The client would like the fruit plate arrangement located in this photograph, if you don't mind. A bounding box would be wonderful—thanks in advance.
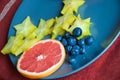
[3,0,120,79]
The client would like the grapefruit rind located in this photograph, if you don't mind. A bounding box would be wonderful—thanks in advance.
[17,39,66,79]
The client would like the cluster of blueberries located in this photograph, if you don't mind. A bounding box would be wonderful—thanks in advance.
[56,27,94,69]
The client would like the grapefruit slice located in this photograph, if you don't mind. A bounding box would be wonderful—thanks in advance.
[17,39,66,79]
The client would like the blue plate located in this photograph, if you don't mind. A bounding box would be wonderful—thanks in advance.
[9,0,120,79]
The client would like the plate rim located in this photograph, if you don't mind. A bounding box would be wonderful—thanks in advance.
[8,0,120,79]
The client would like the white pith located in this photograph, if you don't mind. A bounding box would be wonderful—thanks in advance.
[37,55,46,61]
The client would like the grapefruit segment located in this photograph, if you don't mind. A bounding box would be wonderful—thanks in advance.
[17,39,66,79]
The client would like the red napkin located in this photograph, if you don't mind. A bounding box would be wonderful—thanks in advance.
[0,0,120,80]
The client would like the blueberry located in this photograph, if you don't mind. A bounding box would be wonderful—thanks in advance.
[85,36,94,45]
[56,35,62,41]
[72,27,82,37]
[66,45,72,52]
[67,37,76,46]
[71,45,80,55]
[68,56,77,64]
[79,48,86,54]
[68,56,80,69]
[64,32,71,38]
[78,38,85,48]
[73,45,80,50]
[61,38,67,46]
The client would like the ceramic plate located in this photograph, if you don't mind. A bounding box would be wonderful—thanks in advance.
[9,0,120,79]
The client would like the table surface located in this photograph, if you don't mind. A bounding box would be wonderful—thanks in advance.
[0,0,120,80]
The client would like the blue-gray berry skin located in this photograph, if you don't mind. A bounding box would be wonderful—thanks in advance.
[68,56,77,65]
[56,35,62,41]
[64,32,71,38]
[71,45,80,55]
[72,27,82,37]
[68,56,81,69]
[73,45,80,50]
[79,48,86,54]
[67,37,77,46]
[61,38,68,46]
[85,36,94,45]
[78,38,85,48]
[66,45,72,52]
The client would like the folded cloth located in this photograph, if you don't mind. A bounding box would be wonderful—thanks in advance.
[0,0,120,80]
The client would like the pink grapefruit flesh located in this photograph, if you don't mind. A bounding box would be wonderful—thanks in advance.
[17,39,66,79]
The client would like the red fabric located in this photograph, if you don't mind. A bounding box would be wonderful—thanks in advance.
[0,0,120,80]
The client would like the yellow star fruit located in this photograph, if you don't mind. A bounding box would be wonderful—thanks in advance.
[61,0,85,14]
[68,15,91,40]
[52,12,75,39]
